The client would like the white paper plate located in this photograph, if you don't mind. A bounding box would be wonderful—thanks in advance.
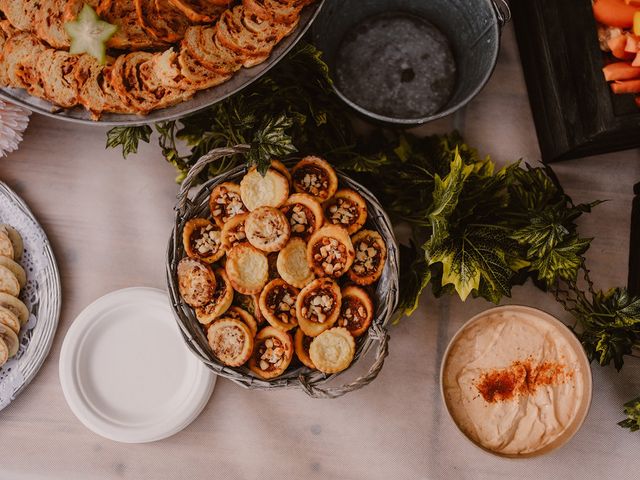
[59,287,215,443]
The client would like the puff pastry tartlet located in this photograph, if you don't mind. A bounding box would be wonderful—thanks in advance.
[233,292,265,325]
[0,306,20,335]
[177,257,217,307]
[296,278,342,337]
[281,193,324,238]
[277,237,315,288]
[349,230,387,286]
[337,286,373,337]
[249,326,293,379]
[1,225,23,261]
[183,218,225,263]
[0,322,19,357]
[208,182,248,228]
[225,243,269,294]
[240,166,289,211]
[294,328,315,369]
[307,225,355,278]
[270,159,292,187]
[259,279,299,331]
[0,228,14,259]
[221,212,248,250]
[323,189,367,235]
[207,318,254,367]
[195,268,234,324]
[309,327,356,374]
[224,305,258,338]
[0,265,20,296]
[245,206,291,252]
[291,156,338,201]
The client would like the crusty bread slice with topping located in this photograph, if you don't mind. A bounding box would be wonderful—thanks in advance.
[0,0,41,32]
[182,25,242,75]
[97,0,168,51]
[134,0,191,44]
[177,44,233,90]
[109,51,194,113]
[63,0,101,22]
[167,0,230,23]
[0,33,47,94]
[35,0,70,48]
[36,49,80,107]
[75,54,135,119]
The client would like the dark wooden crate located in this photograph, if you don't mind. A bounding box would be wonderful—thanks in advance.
[512,0,640,162]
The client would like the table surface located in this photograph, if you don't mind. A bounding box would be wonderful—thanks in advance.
[0,24,639,480]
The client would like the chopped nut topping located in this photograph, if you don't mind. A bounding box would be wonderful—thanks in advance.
[283,203,315,237]
[303,289,335,323]
[293,166,329,197]
[339,298,367,330]
[212,187,247,223]
[353,238,380,275]
[267,285,297,324]
[326,198,358,227]
[258,337,285,371]
[313,237,348,276]
[191,224,222,257]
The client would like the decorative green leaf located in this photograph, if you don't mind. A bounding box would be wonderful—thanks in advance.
[248,114,298,175]
[530,237,591,286]
[106,126,152,159]
[394,242,431,321]
[618,397,640,432]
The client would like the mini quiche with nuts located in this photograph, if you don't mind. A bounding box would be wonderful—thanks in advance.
[175,156,388,379]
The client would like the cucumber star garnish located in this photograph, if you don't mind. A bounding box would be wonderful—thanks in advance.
[64,4,118,65]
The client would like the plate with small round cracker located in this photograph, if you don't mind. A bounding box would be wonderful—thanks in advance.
[0,181,61,412]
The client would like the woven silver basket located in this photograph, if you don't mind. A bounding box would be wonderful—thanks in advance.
[166,146,399,398]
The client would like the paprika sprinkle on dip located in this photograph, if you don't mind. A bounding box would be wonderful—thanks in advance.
[441,306,590,456]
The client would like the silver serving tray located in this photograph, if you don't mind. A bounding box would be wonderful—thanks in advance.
[0,182,61,412]
[0,2,324,126]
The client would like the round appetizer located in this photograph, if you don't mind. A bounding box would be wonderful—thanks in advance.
[245,206,291,252]
[276,237,315,288]
[442,306,590,456]
[307,225,355,278]
[195,268,233,324]
[182,217,225,263]
[225,242,269,294]
[208,182,248,228]
[224,305,258,338]
[0,338,7,367]
[259,279,298,331]
[207,318,254,367]
[1,225,23,261]
[0,257,27,288]
[221,212,248,250]
[291,156,339,201]
[0,228,14,259]
[0,264,20,296]
[281,193,324,238]
[233,292,264,325]
[294,328,315,369]
[249,326,294,379]
[0,306,20,335]
[177,257,217,307]
[240,166,289,211]
[270,159,292,187]
[337,286,373,337]
[349,230,387,286]
[296,277,342,337]
[323,189,367,234]
[309,327,355,374]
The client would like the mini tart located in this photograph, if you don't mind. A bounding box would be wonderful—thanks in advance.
[195,268,234,324]
[294,328,315,369]
[349,230,387,286]
[208,182,248,228]
[177,257,217,308]
[183,218,225,263]
[239,166,289,211]
[0,322,18,357]
[2,225,23,261]
[277,237,315,288]
[309,327,356,374]
[296,278,342,337]
[323,189,368,235]
[233,292,265,325]
[225,243,269,294]
[224,306,258,337]
[245,206,291,252]
[0,257,26,288]
[270,159,292,187]
[249,326,294,379]
[207,318,254,367]
[0,264,20,296]
[281,193,324,239]
[259,279,299,331]
[307,225,355,278]
[221,212,248,250]
[291,156,338,201]
[337,286,374,337]
[0,338,7,367]
[0,293,28,326]
[0,306,20,335]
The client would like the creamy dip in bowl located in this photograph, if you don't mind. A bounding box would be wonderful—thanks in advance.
[440,305,592,457]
